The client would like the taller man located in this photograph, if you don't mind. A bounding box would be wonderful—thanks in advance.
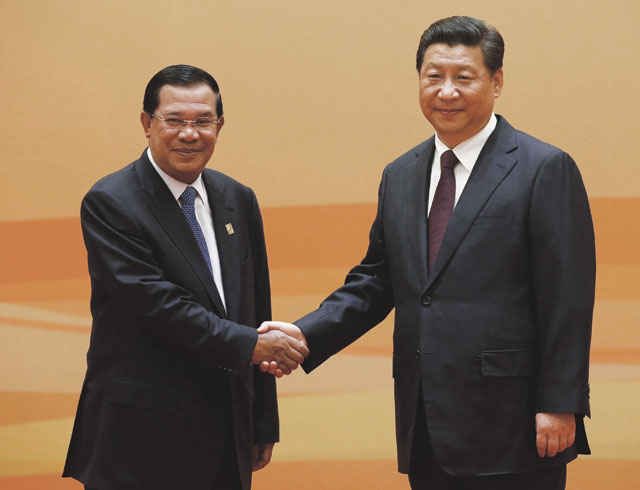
[262,16,595,490]
[63,65,308,490]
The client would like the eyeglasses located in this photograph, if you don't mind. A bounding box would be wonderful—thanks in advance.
[150,113,220,132]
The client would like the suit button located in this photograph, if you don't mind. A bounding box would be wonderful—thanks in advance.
[422,295,432,306]
[415,350,420,359]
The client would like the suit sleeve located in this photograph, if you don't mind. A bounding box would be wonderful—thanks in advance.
[248,190,279,443]
[528,150,595,416]
[81,187,259,374]
[298,167,396,372]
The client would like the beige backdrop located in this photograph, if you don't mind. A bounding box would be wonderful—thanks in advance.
[1,1,638,489]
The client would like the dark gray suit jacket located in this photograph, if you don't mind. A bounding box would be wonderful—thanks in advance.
[63,150,277,490]
[298,116,595,476]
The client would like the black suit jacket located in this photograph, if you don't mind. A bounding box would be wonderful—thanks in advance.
[297,116,595,476]
[63,150,277,490]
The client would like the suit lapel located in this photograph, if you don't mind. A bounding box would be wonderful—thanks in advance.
[203,172,242,322]
[424,117,518,290]
[135,153,228,318]
[404,139,435,292]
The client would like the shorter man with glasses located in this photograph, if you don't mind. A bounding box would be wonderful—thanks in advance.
[63,65,308,490]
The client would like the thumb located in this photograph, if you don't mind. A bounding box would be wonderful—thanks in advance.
[257,321,272,333]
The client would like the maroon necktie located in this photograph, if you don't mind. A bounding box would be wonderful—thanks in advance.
[428,149,458,271]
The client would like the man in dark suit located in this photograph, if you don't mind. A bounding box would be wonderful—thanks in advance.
[260,16,595,489]
[63,65,308,490]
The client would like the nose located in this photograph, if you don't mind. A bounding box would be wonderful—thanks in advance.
[178,124,200,141]
[438,78,459,100]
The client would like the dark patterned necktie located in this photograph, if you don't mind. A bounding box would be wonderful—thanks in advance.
[428,149,458,271]
[179,186,213,275]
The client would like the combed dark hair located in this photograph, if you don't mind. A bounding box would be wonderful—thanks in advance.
[416,16,504,74]
[143,64,223,117]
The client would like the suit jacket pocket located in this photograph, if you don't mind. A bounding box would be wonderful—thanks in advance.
[106,377,177,413]
[470,215,511,229]
[480,349,535,377]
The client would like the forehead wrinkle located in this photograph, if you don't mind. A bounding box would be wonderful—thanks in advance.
[423,44,484,68]
[423,60,478,72]
[159,105,215,117]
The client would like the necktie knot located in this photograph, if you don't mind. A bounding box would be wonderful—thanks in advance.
[440,149,458,170]
[180,186,198,206]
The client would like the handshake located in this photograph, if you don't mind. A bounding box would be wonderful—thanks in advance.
[250,321,309,378]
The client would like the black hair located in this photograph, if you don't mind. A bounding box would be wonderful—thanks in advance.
[416,16,504,74]
[143,64,223,117]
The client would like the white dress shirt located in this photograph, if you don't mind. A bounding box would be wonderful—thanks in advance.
[427,114,498,214]
[147,148,226,311]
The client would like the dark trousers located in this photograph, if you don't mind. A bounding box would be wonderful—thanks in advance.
[84,442,242,490]
[408,396,566,490]
[210,437,243,490]
[84,456,242,490]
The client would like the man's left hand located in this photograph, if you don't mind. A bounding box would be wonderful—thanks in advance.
[535,412,575,458]
[252,442,275,471]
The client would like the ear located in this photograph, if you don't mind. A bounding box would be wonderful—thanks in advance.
[492,68,504,99]
[215,115,225,138]
[140,112,152,138]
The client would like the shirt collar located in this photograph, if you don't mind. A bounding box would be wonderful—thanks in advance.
[147,148,209,206]
[434,113,497,173]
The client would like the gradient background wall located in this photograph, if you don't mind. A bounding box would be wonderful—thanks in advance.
[1,0,638,488]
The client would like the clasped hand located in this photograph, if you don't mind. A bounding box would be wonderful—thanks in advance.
[250,321,309,377]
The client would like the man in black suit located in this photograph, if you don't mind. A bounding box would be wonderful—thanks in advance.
[260,16,595,489]
[63,65,308,490]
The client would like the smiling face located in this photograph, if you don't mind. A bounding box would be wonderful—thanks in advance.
[418,43,503,148]
[140,83,224,184]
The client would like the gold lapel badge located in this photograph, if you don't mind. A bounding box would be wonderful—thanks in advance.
[225,223,235,235]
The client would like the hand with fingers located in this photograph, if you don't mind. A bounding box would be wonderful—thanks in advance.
[535,412,576,458]
[250,323,309,376]
[256,321,308,378]
[252,442,275,471]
